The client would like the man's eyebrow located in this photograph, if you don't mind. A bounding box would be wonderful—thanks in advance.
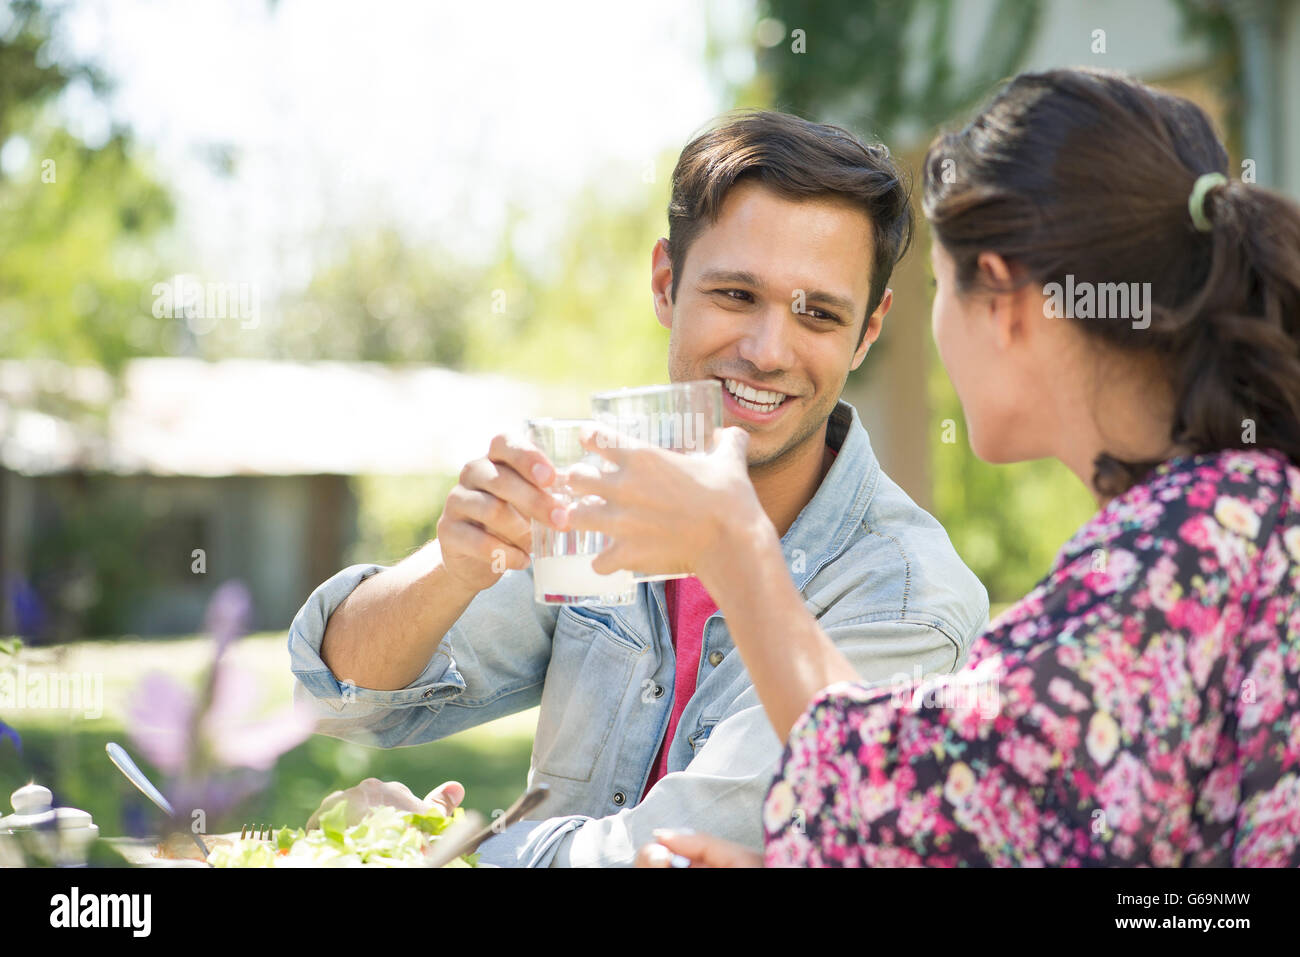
[697,268,763,287]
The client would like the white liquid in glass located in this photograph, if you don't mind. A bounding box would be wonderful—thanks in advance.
[533,553,635,599]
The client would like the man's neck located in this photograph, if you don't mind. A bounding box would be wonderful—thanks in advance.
[748,420,835,539]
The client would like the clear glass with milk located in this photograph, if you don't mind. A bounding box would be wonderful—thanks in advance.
[527,418,638,606]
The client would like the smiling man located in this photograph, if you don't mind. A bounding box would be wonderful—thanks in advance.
[287,110,989,867]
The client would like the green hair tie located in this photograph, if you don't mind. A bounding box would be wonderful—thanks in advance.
[1189,172,1227,232]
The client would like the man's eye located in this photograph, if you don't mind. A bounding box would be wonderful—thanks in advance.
[715,289,752,303]
[808,310,838,322]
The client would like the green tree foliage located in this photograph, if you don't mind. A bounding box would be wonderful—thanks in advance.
[753,0,1041,134]
[267,227,480,365]
[0,0,175,373]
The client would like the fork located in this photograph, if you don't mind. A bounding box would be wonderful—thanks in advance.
[239,823,274,842]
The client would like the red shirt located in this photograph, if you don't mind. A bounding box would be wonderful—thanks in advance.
[640,575,717,799]
[640,442,839,800]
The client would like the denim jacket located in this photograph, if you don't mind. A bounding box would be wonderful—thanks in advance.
[288,399,989,867]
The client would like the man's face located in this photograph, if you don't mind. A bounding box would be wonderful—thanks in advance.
[652,179,890,470]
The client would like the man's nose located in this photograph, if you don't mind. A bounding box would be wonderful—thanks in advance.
[737,304,797,372]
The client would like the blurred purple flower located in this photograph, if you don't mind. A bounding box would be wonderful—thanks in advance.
[205,660,317,771]
[0,719,19,755]
[127,665,315,775]
[126,671,195,775]
[124,580,315,824]
[206,579,254,654]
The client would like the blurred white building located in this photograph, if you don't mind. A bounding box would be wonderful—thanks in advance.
[0,359,587,637]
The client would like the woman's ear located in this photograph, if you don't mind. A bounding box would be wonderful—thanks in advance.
[976,251,1024,350]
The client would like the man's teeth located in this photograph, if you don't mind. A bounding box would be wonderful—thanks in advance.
[723,377,787,412]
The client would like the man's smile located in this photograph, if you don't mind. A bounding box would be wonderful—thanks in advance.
[715,375,799,424]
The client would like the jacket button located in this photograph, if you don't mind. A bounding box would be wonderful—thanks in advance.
[708,650,725,667]
[422,688,436,698]
[652,684,665,698]
[612,791,626,806]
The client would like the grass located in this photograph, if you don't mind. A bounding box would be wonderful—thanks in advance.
[0,632,539,838]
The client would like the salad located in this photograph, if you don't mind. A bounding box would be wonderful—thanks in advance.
[207,799,480,868]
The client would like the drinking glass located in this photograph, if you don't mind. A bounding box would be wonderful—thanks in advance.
[589,379,724,582]
[526,418,637,606]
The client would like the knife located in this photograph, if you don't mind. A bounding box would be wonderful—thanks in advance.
[106,741,210,859]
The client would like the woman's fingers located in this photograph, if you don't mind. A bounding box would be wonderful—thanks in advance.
[635,841,688,868]
[713,425,750,463]
[649,829,765,868]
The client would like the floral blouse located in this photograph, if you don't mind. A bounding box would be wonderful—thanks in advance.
[762,448,1300,866]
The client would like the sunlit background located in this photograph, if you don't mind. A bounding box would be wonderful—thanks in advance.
[2,0,1297,844]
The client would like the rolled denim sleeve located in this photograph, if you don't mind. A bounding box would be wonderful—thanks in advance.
[288,563,558,748]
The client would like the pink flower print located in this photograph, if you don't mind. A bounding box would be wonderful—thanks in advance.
[1179,515,1216,551]
[1186,482,1217,509]
[1240,646,1285,729]
[1197,766,1240,823]
[1097,752,1144,833]
[1187,720,1220,768]
[996,729,1056,786]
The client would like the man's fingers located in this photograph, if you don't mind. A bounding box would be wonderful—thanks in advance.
[448,487,533,546]
[441,522,531,572]
[488,433,557,489]
[423,781,465,816]
[460,458,565,528]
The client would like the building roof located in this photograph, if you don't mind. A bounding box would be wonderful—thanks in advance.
[0,358,591,476]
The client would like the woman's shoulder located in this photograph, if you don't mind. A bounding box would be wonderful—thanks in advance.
[1053,447,1298,570]
[979,447,1299,645]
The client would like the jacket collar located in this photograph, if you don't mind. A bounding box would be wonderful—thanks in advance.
[646,398,879,622]
[780,399,880,590]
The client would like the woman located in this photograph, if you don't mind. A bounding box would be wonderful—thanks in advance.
[565,67,1300,866]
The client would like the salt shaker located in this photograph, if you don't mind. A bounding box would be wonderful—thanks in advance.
[0,782,100,866]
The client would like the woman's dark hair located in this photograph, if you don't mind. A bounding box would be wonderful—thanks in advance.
[669,109,914,350]
[922,67,1300,497]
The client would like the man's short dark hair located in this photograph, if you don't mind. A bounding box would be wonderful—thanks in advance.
[667,109,914,349]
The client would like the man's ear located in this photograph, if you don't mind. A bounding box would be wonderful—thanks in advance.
[651,238,674,331]
[976,252,1021,349]
[849,287,893,372]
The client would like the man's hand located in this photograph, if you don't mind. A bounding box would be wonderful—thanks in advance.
[306,777,465,829]
[634,829,765,868]
[436,433,568,592]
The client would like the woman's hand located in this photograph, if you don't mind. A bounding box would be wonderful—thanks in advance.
[634,829,765,868]
[562,423,769,582]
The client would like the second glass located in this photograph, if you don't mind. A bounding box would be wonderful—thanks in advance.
[589,379,724,583]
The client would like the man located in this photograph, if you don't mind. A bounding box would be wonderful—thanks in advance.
[288,110,989,866]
